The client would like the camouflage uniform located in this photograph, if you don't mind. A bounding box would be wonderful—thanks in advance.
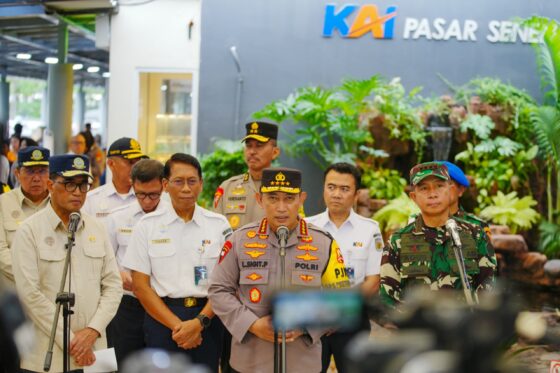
[454,208,496,258]
[380,215,496,309]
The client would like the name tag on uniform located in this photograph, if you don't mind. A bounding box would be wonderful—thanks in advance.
[151,238,171,244]
[96,212,110,218]
[119,228,133,234]
[194,266,208,286]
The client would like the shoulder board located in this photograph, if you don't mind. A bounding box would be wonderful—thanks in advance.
[237,220,261,232]
[354,213,380,226]
[243,173,250,182]
[200,207,229,220]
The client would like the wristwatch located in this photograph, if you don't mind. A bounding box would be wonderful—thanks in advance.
[196,314,211,330]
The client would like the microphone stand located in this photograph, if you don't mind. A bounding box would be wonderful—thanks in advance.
[44,222,78,372]
[449,237,477,307]
[274,227,288,373]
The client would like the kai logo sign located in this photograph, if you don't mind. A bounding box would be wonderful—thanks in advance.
[323,4,397,39]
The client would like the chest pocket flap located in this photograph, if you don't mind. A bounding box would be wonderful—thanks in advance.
[83,244,106,259]
[39,246,66,262]
[399,234,432,278]
[4,219,20,232]
[148,239,176,258]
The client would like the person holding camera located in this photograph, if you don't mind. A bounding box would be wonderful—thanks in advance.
[209,167,350,373]
[379,162,496,309]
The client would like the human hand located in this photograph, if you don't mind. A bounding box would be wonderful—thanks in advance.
[121,270,133,291]
[172,319,203,349]
[74,348,96,366]
[249,316,276,342]
[69,327,99,358]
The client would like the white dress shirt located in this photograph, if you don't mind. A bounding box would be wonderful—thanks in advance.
[83,182,136,225]
[123,204,232,298]
[306,209,384,285]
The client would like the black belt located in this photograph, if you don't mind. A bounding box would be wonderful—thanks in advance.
[162,296,207,308]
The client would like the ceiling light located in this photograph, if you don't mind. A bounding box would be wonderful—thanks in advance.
[73,64,83,70]
[102,72,110,78]
[87,66,100,73]
[16,53,31,60]
[45,57,58,64]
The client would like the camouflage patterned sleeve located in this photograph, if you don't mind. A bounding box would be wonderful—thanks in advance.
[379,238,402,309]
[473,225,496,292]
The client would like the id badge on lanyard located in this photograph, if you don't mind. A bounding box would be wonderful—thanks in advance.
[194,240,209,286]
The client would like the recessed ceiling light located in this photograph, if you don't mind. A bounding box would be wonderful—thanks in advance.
[45,57,58,64]
[87,66,100,73]
[16,53,31,60]
[73,64,83,70]
[102,72,110,78]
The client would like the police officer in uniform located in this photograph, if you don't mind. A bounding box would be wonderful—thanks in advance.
[83,137,148,224]
[105,159,169,364]
[0,146,50,286]
[306,163,383,373]
[209,168,350,373]
[213,121,280,230]
[123,153,231,372]
[11,154,123,372]
[380,162,496,309]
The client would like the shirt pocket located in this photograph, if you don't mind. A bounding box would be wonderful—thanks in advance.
[83,244,106,280]
[399,238,432,279]
[38,246,66,280]
[3,219,20,244]
[116,229,132,248]
[147,241,176,279]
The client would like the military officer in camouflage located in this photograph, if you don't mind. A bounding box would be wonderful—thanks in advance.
[380,162,496,309]
[213,121,280,230]
[209,168,350,373]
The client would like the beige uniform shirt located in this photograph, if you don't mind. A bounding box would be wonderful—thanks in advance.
[0,187,49,283]
[11,204,123,372]
[209,218,350,373]
[213,173,264,230]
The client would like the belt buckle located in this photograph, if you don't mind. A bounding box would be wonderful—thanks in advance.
[184,297,197,307]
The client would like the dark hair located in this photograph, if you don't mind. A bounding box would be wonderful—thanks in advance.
[20,137,38,148]
[131,159,164,183]
[79,131,94,152]
[324,162,362,190]
[163,153,202,179]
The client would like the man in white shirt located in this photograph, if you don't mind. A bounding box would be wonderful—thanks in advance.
[306,162,384,373]
[105,159,168,365]
[83,137,148,223]
[123,153,231,372]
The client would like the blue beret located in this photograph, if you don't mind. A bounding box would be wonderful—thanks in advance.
[18,146,50,167]
[49,154,93,179]
[439,161,470,187]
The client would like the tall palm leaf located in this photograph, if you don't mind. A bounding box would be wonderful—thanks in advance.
[522,16,560,106]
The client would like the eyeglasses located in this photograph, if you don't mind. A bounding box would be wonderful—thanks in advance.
[167,178,200,188]
[55,181,92,193]
[135,192,162,200]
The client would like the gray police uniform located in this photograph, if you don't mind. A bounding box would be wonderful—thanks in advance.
[213,173,263,230]
[208,218,350,373]
[0,187,49,284]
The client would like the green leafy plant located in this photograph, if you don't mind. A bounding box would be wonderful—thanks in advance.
[373,193,420,234]
[521,16,560,257]
[479,191,540,233]
[253,76,380,168]
[199,139,246,208]
[362,168,407,200]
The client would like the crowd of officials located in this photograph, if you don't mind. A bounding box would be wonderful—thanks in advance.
[0,120,497,373]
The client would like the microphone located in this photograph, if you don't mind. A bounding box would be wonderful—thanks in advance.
[276,226,289,248]
[67,212,81,240]
[445,219,462,248]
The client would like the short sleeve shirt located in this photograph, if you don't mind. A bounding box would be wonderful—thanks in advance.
[123,204,232,298]
[83,182,136,225]
[306,209,384,285]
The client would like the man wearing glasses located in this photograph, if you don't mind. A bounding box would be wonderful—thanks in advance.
[105,159,168,364]
[83,137,148,223]
[124,153,231,372]
[12,154,122,372]
[0,146,50,286]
